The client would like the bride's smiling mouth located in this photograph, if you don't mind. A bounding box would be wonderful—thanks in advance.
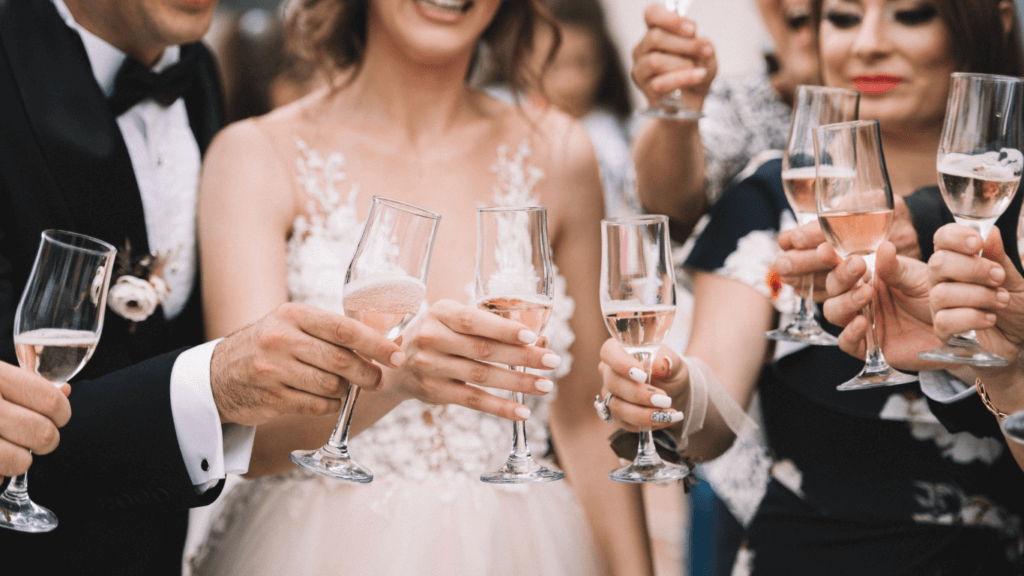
[414,0,473,15]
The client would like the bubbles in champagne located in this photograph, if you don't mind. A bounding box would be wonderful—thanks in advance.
[14,328,99,383]
[939,151,1023,225]
[344,276,426,337]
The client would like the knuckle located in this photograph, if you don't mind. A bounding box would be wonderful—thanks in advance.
[37,387,62,416]
[333,320,360,346]
[462,392,485,412]
[417,327,440,348]
[308,397,333,417]
[257,327,287,351]
[454,308,476,333]
[251,358,277,378]
[471,337,495,359]
[467,364,490,384]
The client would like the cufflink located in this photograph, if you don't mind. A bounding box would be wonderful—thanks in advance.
[201,458,210,472]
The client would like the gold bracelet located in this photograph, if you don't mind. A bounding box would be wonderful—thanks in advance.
[976,377,1009,421]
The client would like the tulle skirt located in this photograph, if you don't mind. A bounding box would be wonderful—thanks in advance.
[189,472,608,576]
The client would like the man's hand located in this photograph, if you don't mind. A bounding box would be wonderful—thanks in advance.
[823,241,943,371]
[632,4,717,112]
[210,303,406,426]
[0,362,71,478]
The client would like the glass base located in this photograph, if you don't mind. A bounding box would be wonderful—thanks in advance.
[609,459,690,484]
[836,364,918,391]
[290,446,373,483]
[481,456,564,484]
[1002,412,1024,444]
[765,322,839,346]
[0,491,57,533]
[637,104,702,121]
[917,336,1009,367]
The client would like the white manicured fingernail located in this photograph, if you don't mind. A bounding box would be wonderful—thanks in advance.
[390,351,406,367]
[535,379,554,393]
[651,394,672,408]
[629,368,647,383]
[519,330,538,344]
[514,406,532,419]
[541,354,561,369]
[670,412,685,423]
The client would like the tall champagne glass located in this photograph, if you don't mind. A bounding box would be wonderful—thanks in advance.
[766,85,860,345]
[918,73,1024,366]
[290,197,440,483]
[815,120,918,390]
[476,206,564,483]
[601,215,689,483]
[637,0,703,121]
[0,230,115,533]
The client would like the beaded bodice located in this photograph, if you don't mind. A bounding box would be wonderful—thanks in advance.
[284,138,575,481]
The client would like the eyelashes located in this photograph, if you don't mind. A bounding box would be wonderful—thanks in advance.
[824,11,860,29]
[823,4,939,29]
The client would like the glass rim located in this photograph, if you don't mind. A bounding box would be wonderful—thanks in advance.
[796,84,861,98]
[477,205,547,213]
[950,72,1024,84]
[370,196,441,220]
[601,215,669,226]
[816,118,879,133]
[41,229,116,256]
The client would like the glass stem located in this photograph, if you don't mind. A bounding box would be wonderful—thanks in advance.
[861,255,889,370]
[326,384,360,456]
[795,275,816,325]
[631,351,663,466]
[508,366,533,463]
[1,471,30,504]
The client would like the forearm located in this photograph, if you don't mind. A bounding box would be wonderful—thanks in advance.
[549,405,653,576]
[633,120,707,241]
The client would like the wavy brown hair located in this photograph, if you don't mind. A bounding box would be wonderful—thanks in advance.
[283,0,561,94]
[809,0,1024,77]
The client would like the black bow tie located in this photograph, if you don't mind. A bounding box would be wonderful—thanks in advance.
[107,47,199,117]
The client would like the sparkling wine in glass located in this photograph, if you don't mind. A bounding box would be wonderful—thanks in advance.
[815,120,917,390]
[767,85,860,346]
[637,0,703,121]
[290,197,440,483]
[918,73,1024,366]
[601,215,689,483]
[1,230,115,533]
[476,206,564,483]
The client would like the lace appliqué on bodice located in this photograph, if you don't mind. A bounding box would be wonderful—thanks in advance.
[285,137,573,483]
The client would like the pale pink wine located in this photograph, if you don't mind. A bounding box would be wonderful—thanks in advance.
[939,167,1020,222]
[603,305,676,355]
[477,296,553,334]
[14,328,99,383]
[818,210,893,257]
[344,276,426,339]
[781,167,817,223]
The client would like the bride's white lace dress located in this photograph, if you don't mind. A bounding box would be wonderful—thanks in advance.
[189,138,606,576]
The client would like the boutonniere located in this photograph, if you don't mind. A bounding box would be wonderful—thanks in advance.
[107,239,176,329]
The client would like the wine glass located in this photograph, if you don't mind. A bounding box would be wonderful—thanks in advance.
[637,0,703,121]
[0,230,115,533]
[290,197,440,483]
[600,215,689,483]
[766,85,860,346]
[918,73,1024,366]
[814,120,918,391]
[476,206,564,483]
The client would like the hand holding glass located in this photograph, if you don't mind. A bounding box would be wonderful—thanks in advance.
[637,0,703,121]
[815,120,917,390]
[0,230,115,533]
[290,197,440,483]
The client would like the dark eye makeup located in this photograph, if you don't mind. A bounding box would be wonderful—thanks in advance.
[824,11,861,29]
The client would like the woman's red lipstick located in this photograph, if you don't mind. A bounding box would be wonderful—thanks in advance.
[853,75,902,95]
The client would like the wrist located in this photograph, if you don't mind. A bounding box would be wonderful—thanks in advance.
[976,372,1024,419]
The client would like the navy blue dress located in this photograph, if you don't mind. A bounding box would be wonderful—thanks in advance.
[685,159,1024,575]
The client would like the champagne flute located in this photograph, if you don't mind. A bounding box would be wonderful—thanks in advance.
[476,206,564,483]
[0,230,115,533]
[637,0,703,121]
[601,215,689,483]
[766,85,860,346]
[290,197,440,483]
[918,73,1024,366]
[815,120,917,390]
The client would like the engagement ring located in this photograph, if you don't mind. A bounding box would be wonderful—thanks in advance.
[594,393,613,424]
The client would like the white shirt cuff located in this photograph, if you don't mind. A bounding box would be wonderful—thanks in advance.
[919,370,977,404]
[170,338,256,494]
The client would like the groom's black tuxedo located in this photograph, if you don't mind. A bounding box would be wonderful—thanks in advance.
[0,0,225,573]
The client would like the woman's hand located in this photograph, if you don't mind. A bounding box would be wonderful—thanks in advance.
[598,338,686,433]
[631,4,717,112]
[387,299,561,421]
[774,220,842,301]
[928,224,1022,370]
[822,241,942,371]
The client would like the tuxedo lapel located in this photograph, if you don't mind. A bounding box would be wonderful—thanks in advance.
[0,0,150,255]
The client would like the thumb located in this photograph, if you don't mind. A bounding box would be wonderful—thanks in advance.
[875,241,919,292]
[982,227,1024,293]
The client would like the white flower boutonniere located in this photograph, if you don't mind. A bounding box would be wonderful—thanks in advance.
[108,239,176,330]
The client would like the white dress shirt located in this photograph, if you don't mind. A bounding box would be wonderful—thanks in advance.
[53,0,255,492]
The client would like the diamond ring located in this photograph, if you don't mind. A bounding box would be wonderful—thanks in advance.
[594,393,613,424]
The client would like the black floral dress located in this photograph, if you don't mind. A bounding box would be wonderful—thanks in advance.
[685,158,1024,575]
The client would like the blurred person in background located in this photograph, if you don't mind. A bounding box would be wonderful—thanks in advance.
[603,0,1024,574]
